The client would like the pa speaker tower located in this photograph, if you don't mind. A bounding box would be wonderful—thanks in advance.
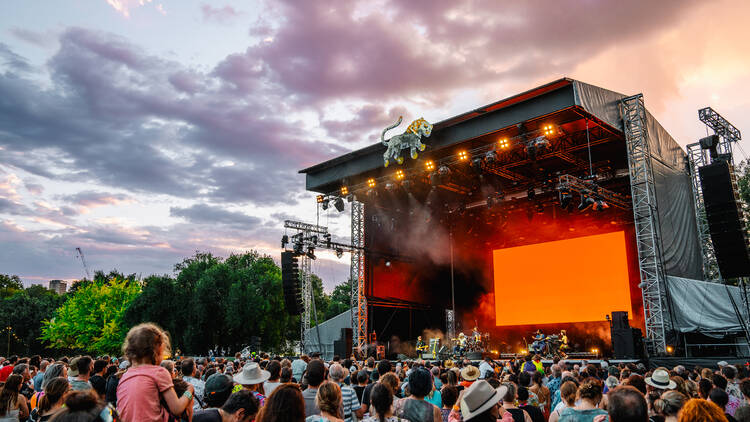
[281,251,303,315]
[699,161,750,278]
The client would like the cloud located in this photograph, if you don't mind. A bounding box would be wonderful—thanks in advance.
[201,4,243,23]
[104,0,163,18]
[0,43,32,73]
[9,28,56,48]
[170,203,261,228]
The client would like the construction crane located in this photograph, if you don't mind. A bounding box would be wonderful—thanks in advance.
[75,247,91,279]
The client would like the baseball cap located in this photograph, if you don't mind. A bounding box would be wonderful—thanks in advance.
[205,373,234,395]
[68,357,80,377]
[718,361,729,368]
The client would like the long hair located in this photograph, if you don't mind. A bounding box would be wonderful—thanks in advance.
[122,323,171,365]
[0,374,21,415]
[43,364,66,389]
[678,398,728,422]
[315,382,341,416]
[38,377,69,415]
[370,383,393,422]
[256,384,305,422]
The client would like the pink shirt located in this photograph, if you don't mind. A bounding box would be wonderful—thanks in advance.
[116,364,174,422]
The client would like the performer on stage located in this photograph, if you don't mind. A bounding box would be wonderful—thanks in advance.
[531,330,546,354]
[472,326,481,343]
[416,336,427,352]
[453,332,467,356]
[559,330,569,357]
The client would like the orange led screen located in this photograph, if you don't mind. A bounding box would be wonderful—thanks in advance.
[493,231,633,326]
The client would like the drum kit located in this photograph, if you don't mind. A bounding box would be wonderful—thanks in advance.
[528,331,568,358]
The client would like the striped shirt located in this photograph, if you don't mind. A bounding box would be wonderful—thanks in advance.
[339,383,360,422]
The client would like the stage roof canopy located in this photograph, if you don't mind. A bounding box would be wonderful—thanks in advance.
[300,78,686,195]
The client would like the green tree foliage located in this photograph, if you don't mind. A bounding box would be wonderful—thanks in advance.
[325,279,352,320]
[0,274,23,298]
[0,284,65,355]
[41,278,141,355]
[125,251,298,355]
[738,160,750,206]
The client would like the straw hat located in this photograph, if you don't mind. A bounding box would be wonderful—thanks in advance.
[460,380,508,421]
[444,359,454,369]
[645,369,676,390]
[233,362,270,385]
[461,365,480,381]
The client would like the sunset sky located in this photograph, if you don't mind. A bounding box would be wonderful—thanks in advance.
[1,0,749,290]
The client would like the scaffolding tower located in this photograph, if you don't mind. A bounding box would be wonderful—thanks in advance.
[350,201,367,354]
[619,94,669,354]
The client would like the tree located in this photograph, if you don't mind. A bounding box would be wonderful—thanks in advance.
[41,278,141,355]
[0,285,65,355]
[0,274,23,298]
[325,279,353,320]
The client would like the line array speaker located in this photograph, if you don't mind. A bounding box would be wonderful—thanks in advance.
[281,251,303,315]
[699,161,750,278]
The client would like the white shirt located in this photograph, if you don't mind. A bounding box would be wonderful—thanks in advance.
[479,361,494,379]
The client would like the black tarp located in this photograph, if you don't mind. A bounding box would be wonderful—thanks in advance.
[572,80,702,280]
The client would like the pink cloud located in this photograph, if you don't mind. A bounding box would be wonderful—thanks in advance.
[201,4,242,23]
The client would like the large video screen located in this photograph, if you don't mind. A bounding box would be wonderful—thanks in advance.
[493,231,633,326]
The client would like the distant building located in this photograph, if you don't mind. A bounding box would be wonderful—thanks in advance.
[48,279,67,295]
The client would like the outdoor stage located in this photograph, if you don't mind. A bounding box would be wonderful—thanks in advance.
[297,78,750,361]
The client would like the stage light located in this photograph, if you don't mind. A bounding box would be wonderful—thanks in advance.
[316,195,324,203]
[340,186,349,196]
[666,345,674,354]
[458,150,468,161]
[334,197,345,212]
[542,124,558,136]
[367,178,376,188]
[335,248,344,258]
[592,199,609,212]
[484,151,498,163]
[385,182,397,191]
[306,246,316,260]
[395,169,405,180]
[401,179,412,192]
[471,157,483,174]
[520,349,527,355]
[499,138,510,149]
[527,186,536,200]
[347,194,354,202]
[425,160,435,171]
[322,198,330,210]
[281,235,289,248]
[578,194,595,211]
[559,190,573,209]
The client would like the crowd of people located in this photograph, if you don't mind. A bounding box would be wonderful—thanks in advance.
[0,323,748,422]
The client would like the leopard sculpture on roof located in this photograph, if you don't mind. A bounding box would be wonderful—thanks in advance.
[381,116,433,167]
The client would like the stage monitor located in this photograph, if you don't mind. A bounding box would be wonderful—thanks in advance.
[492,231,633,326]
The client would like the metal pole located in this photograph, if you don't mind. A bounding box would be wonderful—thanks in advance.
[450,227,456,336]
[6,327,9,356]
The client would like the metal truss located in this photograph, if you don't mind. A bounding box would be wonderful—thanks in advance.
[350,201,367,354]
[619,94,669,354]
[699,107,741,155]
[300,254,312,348]
[686,144,721,280]
[557,174,632,210]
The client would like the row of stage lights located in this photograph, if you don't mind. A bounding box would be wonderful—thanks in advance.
[317,123,562,211]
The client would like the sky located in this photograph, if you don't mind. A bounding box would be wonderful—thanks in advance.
[1,0,749,291]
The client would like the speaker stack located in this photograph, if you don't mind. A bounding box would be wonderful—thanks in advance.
[699,160,750,278]
[610,311,642,359]
[281,251,303,315]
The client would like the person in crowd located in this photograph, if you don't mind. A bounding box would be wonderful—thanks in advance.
[360,360,392,416]
[203,373,235,410]
[734,379,750,422]
[306,381,344,422]
[0,356,17,383]
[549,365,563,397]
[182,358,206,411]
[699,379,714,400]
[234,362,271,407]
[45,390,116,422]
[12,363,34,399]
[105,361,127,407]
[653,390,687,422]
[678,399,728,422]
[29,377,69,422]
[517,386,544,422]
[0,374,29,421]
[293,355,309,384]
[265,360,283,398]
[551,380,579,422]
[303,360,327,417]
[393,367,441,422]
[89,359,109,399]
[161,360,178,379]
[456,380,508,422]
[530,370,550,415]
[256,383,306,422]
[606,385,649,422]
[363,382,408,422]
[193,389,259,422]
[116,323,194,421]
[432,367,443,391]
[32,360,47,393]
[281,368,293,384]
[329,363,361,422]
[478,358,493,380]
[714,374,742,416]
[723,366,743,403]
[460,366,480,390]
[70,356,94,391]
[440,385,458,422]
[501,382,532,422]
[558,378,607,422]
[625,375,648,396]
[709,388,738,422]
